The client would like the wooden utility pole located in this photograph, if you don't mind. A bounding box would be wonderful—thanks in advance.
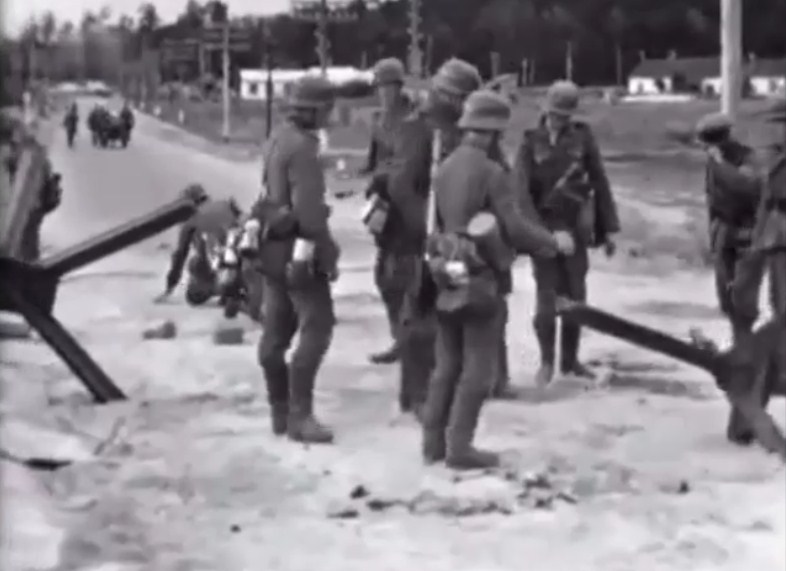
[721,0,743,118]
[408,0,423,78]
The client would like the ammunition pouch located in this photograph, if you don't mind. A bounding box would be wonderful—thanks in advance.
[250,198,298,242]
[361,193,390,237]
[542,182,596,245]
[427,232,499,319]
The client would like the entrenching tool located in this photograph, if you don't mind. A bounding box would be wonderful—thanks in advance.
[0,197,199,403]
[556,298,786,460]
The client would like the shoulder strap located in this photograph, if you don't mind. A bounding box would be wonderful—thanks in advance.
[426,129,442,235]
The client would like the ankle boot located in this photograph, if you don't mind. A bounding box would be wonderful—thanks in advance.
[533,317,556,387]
[445,388,499,470]
[287,365,334,444]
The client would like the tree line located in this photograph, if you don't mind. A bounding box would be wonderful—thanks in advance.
[7,0,786,89]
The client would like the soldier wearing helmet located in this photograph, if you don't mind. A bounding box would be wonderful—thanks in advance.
[364,57,415,364]
[420,90,572,470]
[514,80,621,387]
[732,98,786,447]
[253,75,340,444]
[376,57,483,419]
[694,111,766,354]
[155,184,243,306]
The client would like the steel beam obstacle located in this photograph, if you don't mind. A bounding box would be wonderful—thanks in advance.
[0,197,198,403]
[557,298,786,460]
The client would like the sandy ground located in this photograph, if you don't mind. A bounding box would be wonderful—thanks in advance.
[1,100,784,571]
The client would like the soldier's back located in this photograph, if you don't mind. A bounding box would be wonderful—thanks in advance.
[262,122,318,206]
[435,144,501,232]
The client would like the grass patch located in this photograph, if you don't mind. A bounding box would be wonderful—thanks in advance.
[149,90,775,156]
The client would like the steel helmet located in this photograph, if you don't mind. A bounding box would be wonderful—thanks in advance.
[431,58,482,98]
[373,58,406,86]
[695,112,733,140]
[458,90,512,132]
[287,75,335,109]
[543,80,581,116]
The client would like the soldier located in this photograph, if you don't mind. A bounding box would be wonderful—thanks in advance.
[421,90,575,469]
[63,103,78,148]
[255,76,340,444]
[388,58,484,417]
[726,100,786,446]
[753,98,786,317]
[120,102,135,143]
[515,80,620,387]
[154,184,243,306]
[696,112,766,345]
[363,57,414,364]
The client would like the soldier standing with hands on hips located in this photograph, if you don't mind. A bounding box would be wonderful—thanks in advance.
[515,80,620,387]
[362,57,414,365]
[254,76,340,445]
[421,90,575,469]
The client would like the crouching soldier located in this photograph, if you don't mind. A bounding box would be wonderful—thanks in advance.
[515,80,620,386]
[384,58,483,417]
[362,57,414,364]
[421,90,575,469]
[697,112,766,345]
[154,184,243,305]
[254,76,340,444]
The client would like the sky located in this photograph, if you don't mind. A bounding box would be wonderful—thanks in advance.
[3,0,291,36]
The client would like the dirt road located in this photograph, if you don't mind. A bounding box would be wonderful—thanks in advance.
[2,102,784,571]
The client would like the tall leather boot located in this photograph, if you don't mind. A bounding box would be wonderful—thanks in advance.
[445,387,499,470]
[491,336,515,399]
[287,364,334,444]
[533,317,556,387]
[420,368,458,464]
[725,317,762,445]
[560,323,594,378]
[260,356,290,436]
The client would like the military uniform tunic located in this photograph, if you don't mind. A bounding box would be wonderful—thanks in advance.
[705,139,766,329]
[515,117,619,370]
[256,119,339,420]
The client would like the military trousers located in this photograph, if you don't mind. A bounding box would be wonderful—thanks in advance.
[374,249,418,341]
[714,245,766,329]
[726,250,784,444]
[421,300,505,439]
[397,288,436,413]
[492,299,510,396]
[185,255,217,306]
[531,245,589,368]
[257,276,335,414]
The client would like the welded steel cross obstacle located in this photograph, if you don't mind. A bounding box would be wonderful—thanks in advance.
[0,197,198,403]
[556,298,786,460]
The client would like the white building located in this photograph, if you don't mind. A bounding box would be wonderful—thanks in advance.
[239,66,374,101]
[629,55,785,98]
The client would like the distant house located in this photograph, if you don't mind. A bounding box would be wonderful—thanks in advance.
[747,58,784,97]
[628,56,785,98]
[239,66,373,101]
[627,57,720,95]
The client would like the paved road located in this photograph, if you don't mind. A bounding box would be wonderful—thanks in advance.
[3,102,783,571]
